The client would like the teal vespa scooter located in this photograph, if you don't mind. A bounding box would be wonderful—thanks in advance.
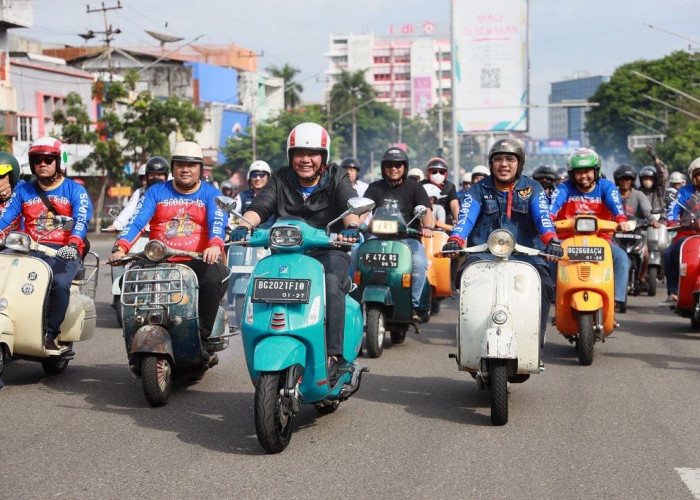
[216,195,375,454]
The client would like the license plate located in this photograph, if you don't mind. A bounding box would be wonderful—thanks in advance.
[567,246,605,262]
[362,252,398,268]
[229,265,254,273]
[252,278,310,303]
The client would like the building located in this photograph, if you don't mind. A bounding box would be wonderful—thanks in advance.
[548,74,609,143]
[325,23,451,117]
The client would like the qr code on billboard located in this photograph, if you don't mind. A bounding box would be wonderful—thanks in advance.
[481,67,501,89]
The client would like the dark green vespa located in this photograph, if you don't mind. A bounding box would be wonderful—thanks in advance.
[351,200,431,358]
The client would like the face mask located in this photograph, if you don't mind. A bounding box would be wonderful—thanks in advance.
[429,172,445,184]
[641,179,654,190]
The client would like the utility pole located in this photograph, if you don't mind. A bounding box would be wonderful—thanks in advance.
[86,1,123,81]
[437,43,444,152]
[238,51,263,161]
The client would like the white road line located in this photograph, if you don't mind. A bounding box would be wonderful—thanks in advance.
[676,468,700,498]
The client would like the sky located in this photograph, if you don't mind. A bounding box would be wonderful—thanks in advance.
[22,0,700,138]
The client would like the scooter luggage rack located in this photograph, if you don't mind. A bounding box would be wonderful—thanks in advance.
[121,264,184,308]
[72,250,100,300]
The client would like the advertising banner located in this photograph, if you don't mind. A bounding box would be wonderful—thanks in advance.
[452,0,529,132]
[218,110,250,164]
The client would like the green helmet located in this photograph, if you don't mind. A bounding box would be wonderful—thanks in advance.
[567,147,601,179]
[0,151,20,188]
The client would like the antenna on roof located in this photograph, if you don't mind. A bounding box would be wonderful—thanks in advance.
[145,22,184,47]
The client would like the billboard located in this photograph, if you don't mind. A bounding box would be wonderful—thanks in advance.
[410,38,435,117]
[452,0,528,132]
[526,139,581,156]
[218,110,251,164]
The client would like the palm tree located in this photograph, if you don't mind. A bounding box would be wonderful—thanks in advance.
[267,64,304,110]
[330,69,375,158]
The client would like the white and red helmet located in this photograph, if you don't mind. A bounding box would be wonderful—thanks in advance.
[28,136,67,173]
[286,122,330,166]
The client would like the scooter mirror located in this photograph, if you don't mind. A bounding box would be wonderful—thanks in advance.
[413,205,428,217]
[347,196,375,216]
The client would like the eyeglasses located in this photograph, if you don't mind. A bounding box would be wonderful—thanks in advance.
[31,156,56,166]
[383,163,404,170]
[250,172,268,179]
[492,154,518,165]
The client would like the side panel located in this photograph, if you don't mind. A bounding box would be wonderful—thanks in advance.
[678,236,700,310]
[423,231,452,297]
[343,296,363,361]
[458,260,540,373]
[0,314,14,354]
[59,289,96,342]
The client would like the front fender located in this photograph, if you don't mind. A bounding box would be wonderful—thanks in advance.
[570,290,604,312]
[484,326,516,359]
[0,314,14,354]
[253,336,306,372]
[362,285,393,306]
[129,325,174,360]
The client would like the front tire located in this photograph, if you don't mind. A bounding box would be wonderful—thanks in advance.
[390,330,406,344]
[365,307,385,358]
[142,355,172,407]
[577,312,595,366]
[647,267,658,297]
[489,360,508,426]
[255,372,294,453]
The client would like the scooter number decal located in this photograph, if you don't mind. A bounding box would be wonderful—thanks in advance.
[252,278,310,303]
[361,252,399,268]
[567,246,604,261]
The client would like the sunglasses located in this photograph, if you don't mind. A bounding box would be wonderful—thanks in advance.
[383,163,404,170]
[31,156,56,166]
[250,172,268,179]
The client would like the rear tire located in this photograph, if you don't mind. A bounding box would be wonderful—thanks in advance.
[577,312,595,366]
[115,297,123,328]
[41,356,69,375]
[365,307,385,358]
[142,355,172,407]
[0,346,5,376]
[430,299,441,315]
[390,330,406,345]
[647,267,658,297]
[489,360,508,426]
[255,372,294,453]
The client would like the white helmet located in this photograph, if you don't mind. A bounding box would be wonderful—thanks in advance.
[171,141,204,178]
[471,165,489,177]
[248,160,272,180]
[688,158,700,179]
[423,183,445,200]
[137,164,147,177]
[407,167,425,181]
[670,171,686,184]
[461,172,472,183]
[287,122,330,166]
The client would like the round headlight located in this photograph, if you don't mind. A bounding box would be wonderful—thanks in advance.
[144,240,166,261]
[492,309,508,325]
[487,230,515,258]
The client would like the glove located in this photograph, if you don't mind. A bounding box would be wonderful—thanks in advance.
[340,224,359,239]
[645,144,658,160]
[56,243,79,261]
[442,241,462,254]
[544,239,564,258]
[229,226,250,242]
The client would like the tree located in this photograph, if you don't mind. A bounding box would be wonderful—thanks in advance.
[268,64,304,110]
[586,51,700,169]
[52,92,99,145]
[330,69,375,159]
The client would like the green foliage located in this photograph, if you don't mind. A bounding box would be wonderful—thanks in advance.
[52,92,99,145]
[586,51,700,169]
[267,63,303,110]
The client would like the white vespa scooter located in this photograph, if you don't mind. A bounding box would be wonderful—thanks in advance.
[0,217,98,376]
[446,229,548,426]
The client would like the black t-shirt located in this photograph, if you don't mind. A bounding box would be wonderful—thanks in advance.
[364,178,431,233]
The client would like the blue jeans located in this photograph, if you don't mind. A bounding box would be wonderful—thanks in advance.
[35,253,82,339]
[402,238,428,310]
[663,237,687,296]
[611,243,630,303]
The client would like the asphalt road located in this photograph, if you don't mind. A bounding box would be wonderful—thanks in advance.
[1,236,699,499]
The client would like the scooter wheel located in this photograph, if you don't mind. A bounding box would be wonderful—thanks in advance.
[41,356,69,375]
[577,312,595,366]
[365,308,385,358]
[255,372,294,453]
[489,360,508,426]
[647,268,658,297]
[141,355,172,407]
[0,347,5,376]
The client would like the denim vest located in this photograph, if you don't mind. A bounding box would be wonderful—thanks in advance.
[467,175,546,254]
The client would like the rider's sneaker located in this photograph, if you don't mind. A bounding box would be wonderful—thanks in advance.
[44,337,60,352]
[658,295,678,306]
[328,356,340,387]
[199,344,211,362]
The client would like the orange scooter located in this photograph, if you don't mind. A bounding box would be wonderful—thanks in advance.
[555,215,617,366]
[423,222,453,314]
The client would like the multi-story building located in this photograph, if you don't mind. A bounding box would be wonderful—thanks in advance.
[548,74,609,143]
[325,24,451,117]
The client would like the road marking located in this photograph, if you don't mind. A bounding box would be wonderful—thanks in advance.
[676,468,700,498]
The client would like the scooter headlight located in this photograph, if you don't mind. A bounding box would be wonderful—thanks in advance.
[269,226,302,248]
[4,231,31,253]
[575,217,597,233]
[144,240,167,261]
[487,230,515,258]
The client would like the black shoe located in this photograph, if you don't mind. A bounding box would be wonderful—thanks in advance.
[199,344,211,362]
[615,301,626,314]
[328,356,340,387]
[44,337,60,352]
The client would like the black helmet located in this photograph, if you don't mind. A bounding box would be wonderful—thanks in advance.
[340,157,361,172]
[556,166,568,181]
[613,164,637,185]
[145,156,170,175]
[532,165,557,183]
[380,147,409,180]
[639,165,656,181]
[488,138,525,178]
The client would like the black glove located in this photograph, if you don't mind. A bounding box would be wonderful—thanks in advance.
[544,239,564,258]
[56,243,79,261]
[229,226,250,242]
[340,224,359,239]
[442,241,462,254]
[645,144,658,160]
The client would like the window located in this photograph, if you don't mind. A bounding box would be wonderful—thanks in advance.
[18,116,33,142]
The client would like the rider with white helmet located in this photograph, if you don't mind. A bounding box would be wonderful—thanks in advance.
[471,165,489,184]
